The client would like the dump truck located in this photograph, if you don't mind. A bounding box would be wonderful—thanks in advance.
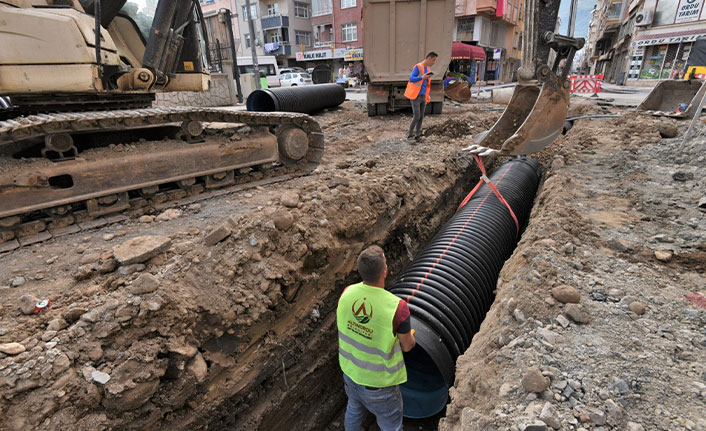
[362,0,455,117]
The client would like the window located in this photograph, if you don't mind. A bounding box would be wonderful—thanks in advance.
[341,23,357,42]
[312,0,333,15]
[269,32,282,43]
[294,1,310,17]
[266,3,279,16]
[457,16,474,37]
[295,30,312,46]
[242,4,258,20]
[244,32,261,48]
[239,64,277,76]
[341,0,355,8]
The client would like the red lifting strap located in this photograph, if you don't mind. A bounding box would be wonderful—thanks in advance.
[458,154,520,235]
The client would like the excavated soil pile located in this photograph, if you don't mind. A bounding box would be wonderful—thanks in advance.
[0,102,501,430]
[440,114,706,431]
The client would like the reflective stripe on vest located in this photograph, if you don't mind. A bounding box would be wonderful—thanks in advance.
[337,282,407,387]
[404,63,431,100]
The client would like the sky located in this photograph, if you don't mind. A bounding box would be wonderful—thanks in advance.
[557,0,597,41]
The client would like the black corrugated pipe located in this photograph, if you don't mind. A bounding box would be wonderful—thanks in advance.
[246,83,345,114]
[388,158,542,418]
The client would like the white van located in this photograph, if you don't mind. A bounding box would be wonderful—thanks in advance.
[236,56,280,88]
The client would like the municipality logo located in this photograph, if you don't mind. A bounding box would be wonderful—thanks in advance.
[352,298,374,324]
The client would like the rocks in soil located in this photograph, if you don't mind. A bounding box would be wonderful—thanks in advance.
[671,171,693,182]
[522,367,549,393]
[91,370,111,384]
[281,191,300,208]
[128,273,160,295]
[551,285,581,303]
[658,123,678,138]
[564,303,591,324]
[46,318,68,332]
[18,293,39,315]
[204,223,232,246]
[138,215,155,223]
[273,210,295,231]
[0,342,26,355]
[628,301,646,315]
[539,402,561,429]
[187,353,208,382]
[11,276,25,287]
[156,208,182,222]
[113,235,171,265]
[654,250,673,262]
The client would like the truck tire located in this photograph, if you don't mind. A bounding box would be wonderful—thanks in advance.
[432,102,443,115]
[367,104,377,117]
[376,103,388,116]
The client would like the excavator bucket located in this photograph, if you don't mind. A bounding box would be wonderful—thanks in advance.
[637,79,706,119]
[473,78,569,155]
[444,80,472,103]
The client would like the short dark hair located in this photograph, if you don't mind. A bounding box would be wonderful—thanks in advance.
[426,51,438,59]
[357,246,386,283]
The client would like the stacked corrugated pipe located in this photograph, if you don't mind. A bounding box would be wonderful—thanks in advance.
[388,158,542,418]
[246,83,345,114]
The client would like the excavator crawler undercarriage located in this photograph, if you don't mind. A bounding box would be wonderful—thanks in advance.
[0,108,324,249]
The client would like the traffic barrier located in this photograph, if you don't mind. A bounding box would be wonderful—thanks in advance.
[569,74,604,95]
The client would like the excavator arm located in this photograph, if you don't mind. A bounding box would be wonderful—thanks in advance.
[464,0,584,156]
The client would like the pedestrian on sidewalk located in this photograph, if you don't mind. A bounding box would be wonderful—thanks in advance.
[337,245,416,431]
[405,51,438,141]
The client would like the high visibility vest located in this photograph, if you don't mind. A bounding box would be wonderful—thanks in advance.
[337,282,407,387]
[404,62,431,102]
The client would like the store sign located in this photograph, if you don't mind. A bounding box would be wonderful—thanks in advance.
[633,32,706,46]
[296,48,346,61]
[493,49,502,60]
[344,48,364,61]
[675,0,704,23]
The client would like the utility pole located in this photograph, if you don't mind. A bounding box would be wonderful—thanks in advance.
[221,9,243,103]
[244,0,261,89]
[568,0,578,38]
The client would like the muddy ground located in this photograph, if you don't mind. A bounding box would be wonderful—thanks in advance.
[1,96,704,431]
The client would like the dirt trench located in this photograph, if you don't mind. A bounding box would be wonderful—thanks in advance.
[0,101,504,430]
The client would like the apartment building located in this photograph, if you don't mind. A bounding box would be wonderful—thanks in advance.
[584,0,706,85]
[307,0,364,76]
[453,0,523,83]
[201,0,315,67]
[199,0,243,67]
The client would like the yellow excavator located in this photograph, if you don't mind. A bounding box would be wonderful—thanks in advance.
[0,0,323,247]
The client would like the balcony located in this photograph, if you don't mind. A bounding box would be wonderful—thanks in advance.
[261,14,289,30]
[265,42,292,56]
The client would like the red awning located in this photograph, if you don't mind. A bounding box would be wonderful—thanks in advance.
[452,42,486,61]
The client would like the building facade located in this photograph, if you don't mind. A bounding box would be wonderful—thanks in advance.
[453,0,523,83]
[305,0,364,77]
[584,0,706,84]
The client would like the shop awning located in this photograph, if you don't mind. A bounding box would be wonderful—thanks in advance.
[452,42,486,61]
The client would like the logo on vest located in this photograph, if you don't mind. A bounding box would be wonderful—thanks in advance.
[351,297,373,324]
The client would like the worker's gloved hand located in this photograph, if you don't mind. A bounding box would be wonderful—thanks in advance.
[410,329,416,337]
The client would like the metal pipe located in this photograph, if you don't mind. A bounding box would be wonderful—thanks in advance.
[246,83,346,114]
[388,158,542,418]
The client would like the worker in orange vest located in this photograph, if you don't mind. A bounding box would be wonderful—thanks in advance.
[405,51,438,141]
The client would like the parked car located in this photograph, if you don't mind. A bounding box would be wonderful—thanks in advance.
[279,67,306,75]
[280,72,313,86]
[335,76,360,88]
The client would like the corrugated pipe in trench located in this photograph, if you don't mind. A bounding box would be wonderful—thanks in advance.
[388,158,542,418]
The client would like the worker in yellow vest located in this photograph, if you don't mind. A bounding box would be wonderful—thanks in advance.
[405,51,438,141]
[337,245,416,431]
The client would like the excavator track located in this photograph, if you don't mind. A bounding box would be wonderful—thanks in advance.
[0,107,324,251]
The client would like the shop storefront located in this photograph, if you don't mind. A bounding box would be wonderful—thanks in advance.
[630,32,706,80]
[295,47,365,82]
[450,42,486,83]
